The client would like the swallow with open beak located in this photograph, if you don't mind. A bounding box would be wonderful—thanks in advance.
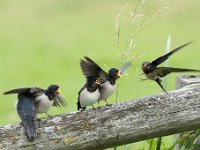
[4,85,67,141]
[77,77,102,110]
[142,41,200,92]
[80,56,121,105]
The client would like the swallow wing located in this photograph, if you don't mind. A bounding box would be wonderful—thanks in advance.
[4,88,31,95]
[155,67,200,78]
[80,56,108,80]
[4,87,45,95]
[152,41,194,66]
[53,94,68,107]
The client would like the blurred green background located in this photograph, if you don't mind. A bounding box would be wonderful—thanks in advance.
[0,0,200,149]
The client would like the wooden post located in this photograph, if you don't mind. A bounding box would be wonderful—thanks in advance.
[174,75,200,150]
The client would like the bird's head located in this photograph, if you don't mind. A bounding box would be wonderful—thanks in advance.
[47,85,61,97]
[142,62,153,74]
[108,68,121,79]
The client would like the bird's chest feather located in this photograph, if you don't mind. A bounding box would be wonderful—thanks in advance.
[100,81,116,100]
[36,94,54,113]
[79,88,100,107]
[145,71,159,80]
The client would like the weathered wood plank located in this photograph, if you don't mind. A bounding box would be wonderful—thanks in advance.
[175,75,200,150]
[1,83,200,150]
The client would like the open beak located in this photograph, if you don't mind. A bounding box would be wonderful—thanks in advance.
[117,71,121,78]
[95,79,101,85]
[56,88,61,94]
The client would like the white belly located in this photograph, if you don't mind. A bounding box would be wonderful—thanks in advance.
[145,72,159,80]
[79,88,100,107]
[36,94,53,114]
[100,81,116,100]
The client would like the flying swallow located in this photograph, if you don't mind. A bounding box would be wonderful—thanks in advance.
[142,41,200,92]
[77,77,102,110]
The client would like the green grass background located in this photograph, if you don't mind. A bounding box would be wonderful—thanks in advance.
[0,0,200,149]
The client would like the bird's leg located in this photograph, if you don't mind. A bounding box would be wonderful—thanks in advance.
[139,72,144,76]
[139,72,148,81]
[97,100,101,108]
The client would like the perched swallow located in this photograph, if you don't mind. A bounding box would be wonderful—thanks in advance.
[142,41,200,92]
[80,56,121,105]
[4,85,67,141]
[4,85,67,115]
[77,77,102,110]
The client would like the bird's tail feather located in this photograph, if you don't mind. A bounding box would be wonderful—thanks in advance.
[77,100,86,111]
[22,120,37,141]
[167,68,200,73]
[155,78,167,93]
[77,100,82,111]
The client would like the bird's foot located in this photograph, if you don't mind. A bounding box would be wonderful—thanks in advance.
[80,107,86,112]
[105,100,109,106]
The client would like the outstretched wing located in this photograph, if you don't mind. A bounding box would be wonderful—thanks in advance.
[80,56,108,80]
[4,87,45,97]
[4,88,31,95]
[152,41,194,66]
[155,67,200,78]
[53,94,68,107]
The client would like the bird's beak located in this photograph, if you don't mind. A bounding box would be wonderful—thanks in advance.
[117,71,121,78]
[56,88,61,94]
[95,79,101,85]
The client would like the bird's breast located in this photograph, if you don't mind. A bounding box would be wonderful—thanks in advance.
[36,94,53,114]
[100,81,116,100]
[79,88,100,107]
[145,71,159,80]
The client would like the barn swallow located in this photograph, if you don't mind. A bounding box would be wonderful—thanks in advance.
[4,85,67,115]
[142,41,200,92]
[80,57,122,105]
[77,77,102,110]
[4,85,67,141]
